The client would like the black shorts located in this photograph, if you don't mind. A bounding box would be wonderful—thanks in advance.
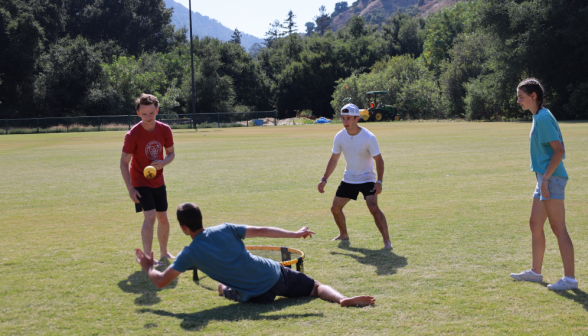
[335,181,376,200]
[223,266,316,304]
[134,185,168,213]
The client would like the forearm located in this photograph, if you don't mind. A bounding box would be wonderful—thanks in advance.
[543,150,564,179]
[375,159,384,181]
[245,226,298,238]
[323,157,339,179]
[162,152,175,166]
[146,267,166,288]
[120,162,134,191]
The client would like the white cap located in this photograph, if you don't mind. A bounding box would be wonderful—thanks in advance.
[341,103,360,116]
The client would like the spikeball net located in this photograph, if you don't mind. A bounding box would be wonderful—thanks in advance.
[188,245,305,282]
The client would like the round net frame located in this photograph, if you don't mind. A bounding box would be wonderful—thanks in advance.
[187,245,305,282]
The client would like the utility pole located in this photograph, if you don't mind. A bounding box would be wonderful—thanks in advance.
[189,0,196,116]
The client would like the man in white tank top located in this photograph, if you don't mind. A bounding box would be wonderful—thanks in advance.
[317,104,392,249]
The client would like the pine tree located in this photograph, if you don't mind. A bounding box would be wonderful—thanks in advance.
[314,6,332,36]
[282,10,298,36]
[264,20,283,47]
[230,28,242,44]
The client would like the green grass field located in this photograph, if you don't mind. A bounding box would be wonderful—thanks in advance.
[1,121,587,335]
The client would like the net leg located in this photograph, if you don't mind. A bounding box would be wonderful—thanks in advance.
[281,247,291,269]
[296,257,304,273]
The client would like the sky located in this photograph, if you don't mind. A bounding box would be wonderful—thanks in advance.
[175,0,344,38]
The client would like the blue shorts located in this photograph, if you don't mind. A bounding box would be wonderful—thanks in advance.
[533,173,567,201]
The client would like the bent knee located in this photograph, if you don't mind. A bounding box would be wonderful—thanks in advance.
[310,281,321,297]
[331,206,342,215]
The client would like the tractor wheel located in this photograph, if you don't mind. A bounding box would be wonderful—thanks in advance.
[374,112,384,121]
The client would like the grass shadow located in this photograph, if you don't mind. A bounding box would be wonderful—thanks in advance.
[539,283,588,312]
[118,263,178,306]
[138,297,322,331]
[331,240,408,276]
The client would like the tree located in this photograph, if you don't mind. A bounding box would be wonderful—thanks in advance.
[230,28,242,44]
[248,43,263,58]
[264,20,282,47]
[34,37,104,117]
[305,22,315,36]
[314,6,332,36]
[282,10,298,36]
[332,2,349,17]
[64,0,177,56]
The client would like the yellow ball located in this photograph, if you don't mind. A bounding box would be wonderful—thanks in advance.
[144,166,157,179]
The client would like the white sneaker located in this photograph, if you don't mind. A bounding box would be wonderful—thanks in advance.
[547,278,578,291]
[510,269,543,283]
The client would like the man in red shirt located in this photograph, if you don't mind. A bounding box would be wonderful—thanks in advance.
[120,94,176,265]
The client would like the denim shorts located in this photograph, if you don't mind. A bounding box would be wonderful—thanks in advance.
[533,173,567,201]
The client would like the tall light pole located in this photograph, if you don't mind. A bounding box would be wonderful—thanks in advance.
[188,0,196,116]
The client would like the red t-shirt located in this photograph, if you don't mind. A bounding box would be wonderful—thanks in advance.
[122,121,174,188]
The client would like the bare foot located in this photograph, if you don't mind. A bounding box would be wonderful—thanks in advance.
[340,296,375,307]
[160,252,175,260]
[331,235,349,241]
[217,283,225,296]
[383,241,393,250]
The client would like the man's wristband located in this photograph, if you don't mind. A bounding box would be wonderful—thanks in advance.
[321,176,328,182]
[376,180,382,184]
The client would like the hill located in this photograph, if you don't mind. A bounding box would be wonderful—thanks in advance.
[163,0,263,50]
[330,0,468,30]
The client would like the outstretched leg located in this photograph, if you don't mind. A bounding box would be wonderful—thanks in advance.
[365,195,392,249]
[310,281,375,307]
[331,196,351,241]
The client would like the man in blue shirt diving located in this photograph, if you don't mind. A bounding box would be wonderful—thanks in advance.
[135,202,375,307]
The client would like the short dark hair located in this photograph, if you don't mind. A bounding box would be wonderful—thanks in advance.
[176,203,203,232]
[135,93,159,111]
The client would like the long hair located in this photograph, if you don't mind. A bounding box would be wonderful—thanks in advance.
[517,78,545,110]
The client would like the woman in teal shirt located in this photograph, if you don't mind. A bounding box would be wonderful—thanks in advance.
[510,78,577,291]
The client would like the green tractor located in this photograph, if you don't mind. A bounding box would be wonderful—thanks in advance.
[342,92,398,122]
[359,91,398,122]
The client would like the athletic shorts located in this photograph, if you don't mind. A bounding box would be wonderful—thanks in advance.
[336,181,376,200]
[533,173,566,201]
[223,265,316,304]
[134,185,168,212]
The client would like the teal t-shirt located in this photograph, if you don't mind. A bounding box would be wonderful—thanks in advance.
[170,223,281,301]
[529,108,567,179]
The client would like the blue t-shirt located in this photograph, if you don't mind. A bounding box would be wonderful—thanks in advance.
[170,223,281,301]
[529,108,567,179]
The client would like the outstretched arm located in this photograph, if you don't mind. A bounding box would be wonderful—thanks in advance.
[245,226,315,239]
[318,153,341,193]
[135,248,181,288]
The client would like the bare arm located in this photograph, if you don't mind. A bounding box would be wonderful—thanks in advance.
[150,146,175,170]
[135,249,181,289]
[120,152,141,203]
[245,226,315,239]
[540,140,565,198]
[318,153,341,193]
[372,154,384,195]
